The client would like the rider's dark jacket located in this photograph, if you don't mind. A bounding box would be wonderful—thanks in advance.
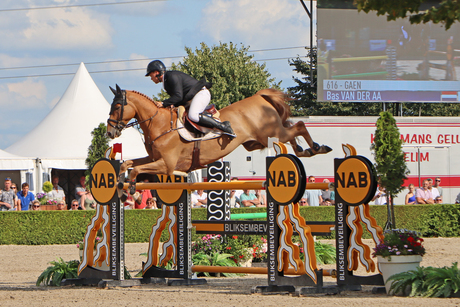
[162,71,212,108]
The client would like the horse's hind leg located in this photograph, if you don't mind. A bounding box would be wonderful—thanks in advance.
[279,121,332,157]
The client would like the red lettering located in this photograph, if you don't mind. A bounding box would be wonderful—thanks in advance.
[404,152,408,162]
[410,134,418,143]
[426,134,432,144]
[420,152,429,162]
[418,134,425,143]
[371,134,375,143]
[401,134,410,143]
[438,134,443,144]
[445,134,451,144]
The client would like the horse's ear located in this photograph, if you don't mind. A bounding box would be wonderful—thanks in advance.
[109,86,117,95]
[116,84,122,95]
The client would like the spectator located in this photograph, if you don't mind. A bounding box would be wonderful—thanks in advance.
[372,186,388,205]
[75,176,86,204]
[405,183,416,205]
[136,179,152,209]
[434,177,443,198]
[31,200,41,211]
[229,190,241,208]
[0,177,16,211]
[80,189,96,210]
[321,179,335,205]
[231,177,243,199]
[10,182,20,210]
[56,200,66,210]
[299,198,308,206]
[254,190,266,206]
[415,179,434,204]
[49,176,65,201]
[69,199,81,210]
[303,176,322,207]
[322,198,332,206]
[434,196,443,204]
[16,182,35,211]
[191,190,207,208]
[240,189,264,207]
[455,192,460,204]
[427,178,441,202]
[144,197,158,209]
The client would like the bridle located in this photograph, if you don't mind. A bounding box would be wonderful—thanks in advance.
[108,89,159,134]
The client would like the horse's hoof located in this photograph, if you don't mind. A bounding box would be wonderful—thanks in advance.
[296,145,303,152]
[312,142,321,152]
[120,192,128,203]
[129,181,136,195]
[324,145,332,153]
[304,148,315,157]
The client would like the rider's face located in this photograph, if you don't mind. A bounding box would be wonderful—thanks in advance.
[149,71,162,84]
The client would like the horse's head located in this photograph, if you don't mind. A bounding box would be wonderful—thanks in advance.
[107,84,134,139]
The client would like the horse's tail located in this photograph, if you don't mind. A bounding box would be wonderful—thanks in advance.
[256,89,292,127]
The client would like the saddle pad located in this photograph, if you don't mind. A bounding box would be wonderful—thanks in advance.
[176,118,223,142]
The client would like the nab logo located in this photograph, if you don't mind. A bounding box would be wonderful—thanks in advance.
[155,174,187,205]
[335,156,376,205]
[90,159,118,204]
[266,154,306,205]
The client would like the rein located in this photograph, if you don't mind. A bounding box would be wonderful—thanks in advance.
[109,90,182,143]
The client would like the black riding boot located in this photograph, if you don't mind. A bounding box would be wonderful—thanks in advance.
[198,114,235,136]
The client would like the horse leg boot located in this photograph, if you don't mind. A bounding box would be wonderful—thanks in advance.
[198,114,235,137]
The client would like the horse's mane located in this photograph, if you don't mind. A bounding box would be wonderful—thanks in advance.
[129,90,163,108]
[256,89,292,127]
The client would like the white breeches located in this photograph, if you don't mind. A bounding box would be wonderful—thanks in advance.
[188,88,211,122]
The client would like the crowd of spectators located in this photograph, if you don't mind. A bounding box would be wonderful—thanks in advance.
[1,174,457,212]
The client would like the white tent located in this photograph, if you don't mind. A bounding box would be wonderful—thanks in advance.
[5,63,147,193]
[0,149,34,170]
[6,62,147,168]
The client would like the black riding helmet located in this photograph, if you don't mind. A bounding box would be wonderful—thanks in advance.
[145,60,166,77]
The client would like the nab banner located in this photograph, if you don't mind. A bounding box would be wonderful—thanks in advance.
[266,154,306,206]
[334,156,377,206]
[89,158,119,205]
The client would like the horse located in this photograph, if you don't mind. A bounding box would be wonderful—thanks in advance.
[107,84,331,185]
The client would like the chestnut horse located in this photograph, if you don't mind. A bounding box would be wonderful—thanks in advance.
[107,85,331,182]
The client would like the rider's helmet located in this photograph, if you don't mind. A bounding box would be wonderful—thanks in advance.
[145,60,166,77]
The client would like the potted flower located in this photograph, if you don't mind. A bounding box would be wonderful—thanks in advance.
[36,192,48,206]
[373,229,426,294]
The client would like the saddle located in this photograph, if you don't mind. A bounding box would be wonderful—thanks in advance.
[178,104,221,137]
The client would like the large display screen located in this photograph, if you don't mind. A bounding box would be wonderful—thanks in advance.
[317,1,460,103]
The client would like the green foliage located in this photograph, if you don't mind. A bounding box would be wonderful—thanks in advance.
[1,205,459,245]
[154,42,281,109]
[42,181,53,193]
[192,252,240,277]
[354,0,460,30]
[314,241,336,265]
[36,258,79,286]
[388,263,460,297]
[373,229,426,258]
[85,123,110,178]
[387,266,430,296]
[371,111,410,198]
[424,263,460,297]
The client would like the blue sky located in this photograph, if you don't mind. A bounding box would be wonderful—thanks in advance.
[0,0,313,150]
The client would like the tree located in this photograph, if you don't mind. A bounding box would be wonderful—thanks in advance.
[371,111,410,229]
[355,0,460,30]
[85,123,110,178]
[153,42,281,109]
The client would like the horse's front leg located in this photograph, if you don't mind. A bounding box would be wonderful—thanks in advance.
[282,121,332,157]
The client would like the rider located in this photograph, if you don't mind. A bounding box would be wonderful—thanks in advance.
[145,60,234,136]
